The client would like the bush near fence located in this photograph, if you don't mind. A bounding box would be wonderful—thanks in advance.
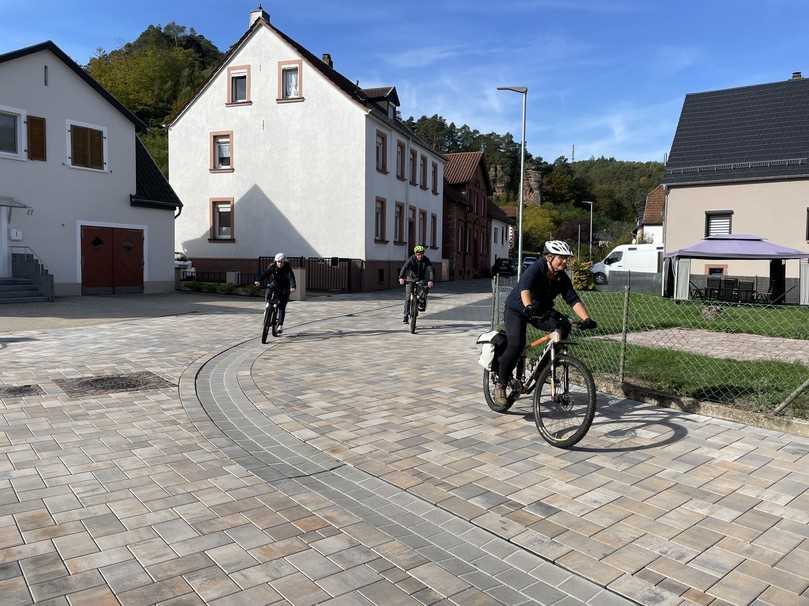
[491,275,809,416]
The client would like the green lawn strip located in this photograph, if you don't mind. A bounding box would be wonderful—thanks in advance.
[558,292,809,340]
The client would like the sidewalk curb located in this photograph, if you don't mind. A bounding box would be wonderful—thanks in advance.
[595,378,809,437]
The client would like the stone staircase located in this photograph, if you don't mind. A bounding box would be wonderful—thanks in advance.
[0,277,50,303]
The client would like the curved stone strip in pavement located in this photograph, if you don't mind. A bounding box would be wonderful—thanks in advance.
[182,335,638,606]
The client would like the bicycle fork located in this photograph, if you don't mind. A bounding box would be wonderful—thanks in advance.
[549,330,562,399]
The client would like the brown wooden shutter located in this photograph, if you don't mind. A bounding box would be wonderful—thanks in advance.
[89,128,104,169]
[27,116,46,161]
[71,125,88,167]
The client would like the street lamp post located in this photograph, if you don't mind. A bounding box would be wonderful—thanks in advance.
[497,86,527,279]
[580,200,594,260]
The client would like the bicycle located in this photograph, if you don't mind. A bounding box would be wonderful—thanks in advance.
[483,317,597,448]
[405,280,429,334]
[260,282,282,343]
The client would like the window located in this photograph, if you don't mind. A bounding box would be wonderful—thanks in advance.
[604,251,623,265]
[431,162,438,194]
[420,156,428,189]
[806,208,808,240]
[210,132,233,171]
[0,105,28,161]
[494,227,499,244]
[227,66,251,104]
[457,221,464,253]
[375,198,387,241]
[706,266,726,276]
[278,60,303,100]
[27,116,46,161]
[211,199,234,240]
[419,210,427,245]
[68,121,106,170]
[410,150,418,185]
[375,131,387,173]
[430,213,437,248]
[396,140,406,179]
[394,202,404,243]
[705,210,732,236]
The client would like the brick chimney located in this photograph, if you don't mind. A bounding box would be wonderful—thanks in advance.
[322,53,333,68]
[792,71,803,80]
[249,5,269,27]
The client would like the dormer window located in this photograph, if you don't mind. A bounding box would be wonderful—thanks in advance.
[278,60,303,101]
[227,66,251,105]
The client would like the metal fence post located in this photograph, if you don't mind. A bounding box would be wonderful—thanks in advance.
[491,274,499,330]
[618,283,630,383]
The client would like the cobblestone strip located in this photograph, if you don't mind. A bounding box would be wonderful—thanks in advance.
[185,337,638,606]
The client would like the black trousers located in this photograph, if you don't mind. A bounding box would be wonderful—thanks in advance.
[497,308,571,383]
[266,288,291,325]
[403,282,428,316]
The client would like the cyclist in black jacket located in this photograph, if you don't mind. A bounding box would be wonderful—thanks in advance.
[494,240,596,405]
[254,253,296,335]
[399,245,434,323]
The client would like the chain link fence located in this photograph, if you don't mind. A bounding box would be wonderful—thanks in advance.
[490,274,809,417]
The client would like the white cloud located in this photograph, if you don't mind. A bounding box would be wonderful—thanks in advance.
[382,46,465,69]
[655,45,702,74]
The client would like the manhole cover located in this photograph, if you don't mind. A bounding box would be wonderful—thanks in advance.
[55,371,175,398]
[0,384,45,398]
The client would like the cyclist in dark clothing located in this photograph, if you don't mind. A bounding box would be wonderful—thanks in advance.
[254,252,296,334]
[399,245,435,323]
[495,240,596,405]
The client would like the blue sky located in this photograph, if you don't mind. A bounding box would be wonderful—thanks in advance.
[2,0,806,162]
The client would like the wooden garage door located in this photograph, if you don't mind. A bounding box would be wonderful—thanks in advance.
[81,226,143,294]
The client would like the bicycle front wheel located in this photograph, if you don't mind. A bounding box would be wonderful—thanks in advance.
[261,304,272,344]
[409,296,418,334]
[533,355,596,449]
[270,306,279,337]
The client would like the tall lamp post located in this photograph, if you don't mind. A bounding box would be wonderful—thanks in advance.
[497,86,527,279]
[580,200,594,260]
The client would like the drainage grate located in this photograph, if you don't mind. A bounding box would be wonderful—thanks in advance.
[55,371,175,398]
[0,384,45,398]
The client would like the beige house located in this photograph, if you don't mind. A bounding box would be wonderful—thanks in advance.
[663,73,809,289]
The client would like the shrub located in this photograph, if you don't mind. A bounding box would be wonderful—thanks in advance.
[219,283,236,294]
[187,281,203,292]
[571,259,595,291]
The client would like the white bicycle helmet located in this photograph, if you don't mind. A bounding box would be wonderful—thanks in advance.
[543,240,574,257]
[274,252,286,262]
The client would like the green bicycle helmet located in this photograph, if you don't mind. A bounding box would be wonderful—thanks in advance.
[413,245,426,253]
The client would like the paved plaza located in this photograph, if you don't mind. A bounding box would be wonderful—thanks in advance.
[2,285,809,605]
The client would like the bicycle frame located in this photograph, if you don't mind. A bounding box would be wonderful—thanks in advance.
[514,330,564,397]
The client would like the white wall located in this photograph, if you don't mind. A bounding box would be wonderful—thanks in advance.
[364,120,443,262]
[0,49,174,294]
[170,25,368,261]
[490,219,511,265]
[639,225,663,245]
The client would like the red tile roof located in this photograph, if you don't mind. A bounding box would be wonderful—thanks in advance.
[488,202,514,224]
[444,152,492,193]
[642,185,665,225]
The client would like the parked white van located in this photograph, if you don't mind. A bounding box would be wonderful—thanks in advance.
[591,244,664,284]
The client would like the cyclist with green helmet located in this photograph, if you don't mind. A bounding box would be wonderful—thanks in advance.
[399,244,434,323]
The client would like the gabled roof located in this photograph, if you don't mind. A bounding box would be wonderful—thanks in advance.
[0,41,147,132]
[444,151,492,192]
[488,201,514,224]
[362,86,400,106]
[664,76,809,185]
[641,184,664,225]
[131,138,182,210]
[170,17,439,158]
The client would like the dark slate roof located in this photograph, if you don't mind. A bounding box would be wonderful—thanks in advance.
[0,41,147,132]
[444,151,493,193]
[488,201,514,224]
[172,18,439,158]
[362,86,400,106]
[131,138,182,210]
[664,76,809,185]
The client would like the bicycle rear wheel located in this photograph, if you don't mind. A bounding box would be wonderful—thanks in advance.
[533,355,596,448]
[261,304,271,344]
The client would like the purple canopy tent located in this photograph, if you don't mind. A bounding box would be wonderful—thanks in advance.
[664,235,809,304]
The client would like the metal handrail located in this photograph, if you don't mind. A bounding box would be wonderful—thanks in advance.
[10,245,50,271]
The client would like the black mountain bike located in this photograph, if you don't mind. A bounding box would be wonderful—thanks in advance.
[483,318,597,448]
[261,283,282,343]
[406,280,429,334]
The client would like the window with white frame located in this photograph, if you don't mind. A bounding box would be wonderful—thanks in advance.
[705,210,732,236]
[0,106,26,160]
[375,198,387,241]
[211,132,232,171]
[211,199,234,240]
[67,121,106,170]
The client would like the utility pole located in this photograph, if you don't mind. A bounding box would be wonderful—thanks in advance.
[571,144,575,163]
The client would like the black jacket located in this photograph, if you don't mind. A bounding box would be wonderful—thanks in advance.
[505,257,579,315]
[399,255,434,282]
[258,262,296,291]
